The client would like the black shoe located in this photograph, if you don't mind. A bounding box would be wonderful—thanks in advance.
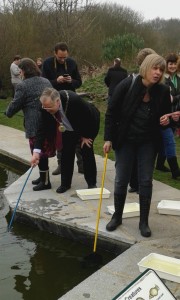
[33,182,51,191]
[106,215,122,231]
[56,185,71,193]
[88,184,97,189]
[128,187,138,193]
[139,223,151,237]
[156,165,170,172]
[32,177,41,185]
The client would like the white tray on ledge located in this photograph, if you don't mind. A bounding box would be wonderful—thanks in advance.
[137,252,180,283]
[107,202,140,218]
[157,200,180,216]
[76,188,111,200]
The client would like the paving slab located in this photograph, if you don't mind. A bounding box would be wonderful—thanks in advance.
[1,125,180,299]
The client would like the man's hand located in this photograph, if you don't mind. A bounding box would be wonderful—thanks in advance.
[103,141,112,154]
[160,115,170,126]
[57,75,65,83]
[31,152,40,167]
[81,137,93,148]
[63,75,72,83]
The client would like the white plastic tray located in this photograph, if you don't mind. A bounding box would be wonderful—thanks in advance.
[137,253,180,283]
[107,202,140,218]
[157,200,180,216]
[76,188,110,200]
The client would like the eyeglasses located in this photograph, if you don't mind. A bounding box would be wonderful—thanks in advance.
[42,99,59,110]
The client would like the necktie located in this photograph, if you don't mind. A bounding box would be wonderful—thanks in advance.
[55,111,63,150]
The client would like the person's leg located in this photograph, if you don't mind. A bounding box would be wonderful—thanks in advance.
[52,150,61,175]
[81,142,97,188]
[56,131,76,193]
[75,141,84,174]
[138,142,156,237]
[33,157,51,191]
[106,142,135,231]
[129,158,139,193]
[161,127,180,179]
[155,132,170,172]
[29,137,50,188]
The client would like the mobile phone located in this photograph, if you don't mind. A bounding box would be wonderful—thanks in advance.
[64,74,69,77]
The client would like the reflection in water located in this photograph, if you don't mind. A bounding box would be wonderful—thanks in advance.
[0,163,117,300]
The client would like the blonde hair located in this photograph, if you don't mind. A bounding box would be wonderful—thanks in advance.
[139,54,166,83]
[40,87,60,103]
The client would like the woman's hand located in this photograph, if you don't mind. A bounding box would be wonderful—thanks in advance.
[81,137,93,148]
[103,141,112,154]
[31,152,40,167]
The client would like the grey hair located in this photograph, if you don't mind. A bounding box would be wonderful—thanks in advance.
[40,87,60,103]
[139,54,166,83]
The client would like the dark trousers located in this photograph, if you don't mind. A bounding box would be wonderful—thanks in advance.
[38,157,49,171]
[129,158,138,189]
[114,141,156,199]
[61,131,97,187]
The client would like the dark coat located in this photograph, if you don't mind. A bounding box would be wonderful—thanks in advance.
[60,90,100,139]
[35,90,100,149]
[164,73,180,112]
[104,75,172,150]
[104,66,128,96]
[42,57,82,91]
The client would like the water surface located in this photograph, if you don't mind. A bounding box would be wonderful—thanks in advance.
[0,162,117,300]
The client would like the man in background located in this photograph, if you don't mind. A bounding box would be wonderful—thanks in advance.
[104,58,128,104]
[10,55,22,96]
[42,42,83,175]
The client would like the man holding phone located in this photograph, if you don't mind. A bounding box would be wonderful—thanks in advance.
[41,42,83,176]
[42,42,82,91]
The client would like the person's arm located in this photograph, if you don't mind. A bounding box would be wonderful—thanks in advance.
[5,84,25,117]
[159,85,173,126]
[11,64,21,77]
[104,76,131,142]
[31,150,40,167]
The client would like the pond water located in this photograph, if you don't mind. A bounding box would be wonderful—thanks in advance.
[0,161,119,300]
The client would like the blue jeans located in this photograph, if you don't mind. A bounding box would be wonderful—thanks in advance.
[160,127,176,158]
[114,141,156,199]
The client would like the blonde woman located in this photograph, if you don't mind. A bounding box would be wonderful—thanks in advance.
[103,54,171,237]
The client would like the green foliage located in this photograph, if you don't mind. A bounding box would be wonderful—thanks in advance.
[102,33,144,62]
[80,74,107,96]
[0,98,24,131]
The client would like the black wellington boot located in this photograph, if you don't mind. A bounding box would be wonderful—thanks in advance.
[167,156,180,179]
[139,196,151,237]
[106,194,126,231]
[32,177,41,185]
[33,170,51,191]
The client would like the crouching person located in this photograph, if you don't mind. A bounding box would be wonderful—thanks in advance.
[31,88,100,193]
